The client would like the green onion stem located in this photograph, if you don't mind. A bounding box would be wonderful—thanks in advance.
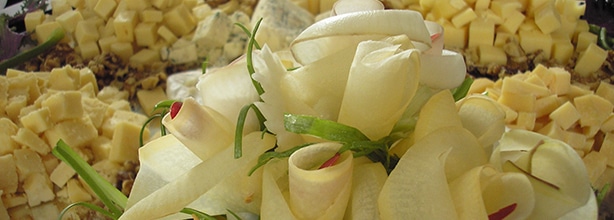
[0,28,65,74]
[246,18,265,96]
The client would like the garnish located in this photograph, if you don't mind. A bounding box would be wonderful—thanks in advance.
[0,28,64,74]
[319,152,341,169]
[487,203,517,220]
[451,76,474,101]
[596,183,611,206]
[139,100,180,146]
[170,101,183,119]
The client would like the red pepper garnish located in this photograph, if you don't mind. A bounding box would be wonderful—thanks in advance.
[488,203,517,220]
[319,152,341,169]
[430,32,441,42]
[170,102,183,119]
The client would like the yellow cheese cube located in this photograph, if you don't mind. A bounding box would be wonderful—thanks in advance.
[491,0,522,18]
[152,0,170,9]
[41,91,83,122]
[535,94,560,117]
[574,19,590,37]
[56,10,83,33]
[112,0,128,18]
[548,67,571,95]
[126,0,151,10]
[136,87,167,116]
[98,36,118,53]
[443,23,468,48]
[552,16,577,38]
[528,0,550,13]
[99,17,115,38]
[75,21,100,45]
[519,18,538,32]
[600,132,614,167]
[596,81,614,105]
[90,136,112,161]
[493,32,517,47]
[93,0,117,20]
[534,4,561,34]
[502,76,551,97]
[518,30,552,58]
[44,118,98,149]
[52,1,72,16]
[516,111,537,130]
[78,41,101,60]
[20,107,52,134]
[5,96,27,121]
[498,90,536,112]
[524,73,547,87]
[35,21,68,44]
[109,122,150,163]
[537,120,565,139]
[23,172,55,206]
[498,10,525,33]
[574,94,613,127]
[12,127,50,154]
[140,10,163,23]
[110,42,134,62]
[583,151,608,184]
[478,45,507,65]
[468,18,495,47]
[130,49,161,66]
[24,10,46,33]
[601,114,614,132]
[79,68,99,93]
[192,4,213,21]
[574,43,607,77]
[49,162,74,187]
[97,86,129,105]
[84,0,98,9]
[114,10,139,42]
[67,179,93,202]
[575,31,597,52]
[551,41,574,64]
[48,66,80,91]
[67,0,84,8]
[451,7,477,28]
[163,4,196,36]
[134,22,159,47]
[0,154,18,195]
[474,0,491,11]
[157,25,178,44]
[432,0,467,19]
[101,110,148,138]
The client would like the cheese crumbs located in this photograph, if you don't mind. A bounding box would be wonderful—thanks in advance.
[0,66,150,219]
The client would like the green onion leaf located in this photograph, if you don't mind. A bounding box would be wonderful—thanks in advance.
[180,208,218,220]
[451,76,474,101]
[246,18,265,96]
[52,140,127,219]
[235,23,261,50]
[58,202,116,220]
[284,114,370,142]
[234,103,267,159]
[248,143,313,176]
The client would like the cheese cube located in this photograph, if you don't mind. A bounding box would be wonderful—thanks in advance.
[49,162,75,187]
[101,110,148,138]
[82,97,109,129]
[519,18,539,32]
[109,122,150,163]
[548,67,571,95]
[599,132,614,167]
[451,7,477,28]
[498,90,536,112]
[152,0,170,9]
[41,91,83,122]
[13,149,46,182]
[44,118,98,149]
[100,17,115,38]
[140,10,163,23]
[493,32,517,47]
[575,31,597,52]
[192,4,213,21]
[442,22,468,48]
[168,43,198,64]
[502,76,551,98]
[0,154,18,195]
[67,0,84,8]
[574,43,607,77]
[574,19,590,37]
[134,22,159,47]
[192,11,232,48]
[48,65,81,91]
[24,10,46,33]
[468,18,495,47]
[93,0,117,20]
[34,21,68,44]
[12,128,50,155]
[78,41,101,60]
[56,10,83,33]
[98,36,118,53]
[126,0,150,10]
[534,4,561,34]
[5,96,27,121]
[535,94,560,117]
[518,30,552,58]
[574,94,613,127]
[583,151,607,184]
[67,179,93,202]
[75,21,100,45]
[157,25,178,44]
[537,120,565,139]
[114,10,139,42]
[601,114,614,132]
[112,0,128,18]
[498,10,525,33]
[474,0,491,11]
[52,1,72,16]
[31,201,60,219]
[19,107,52,135]
[516,111,536,130]
[80,68,98,93]
[561,130,587,150]
[491,0,522,18]
[0,119,18,156]
[90,136,112,161]
[596,81,614,105]
[136,87,168,116]
[478,45,507,65]
[23,173,55,206]
[130,49,161,66]
[163,4,197,36]
[552,16,577,38]
[551,41,574,64]
[432,0,467,20]
[97,86,129,104]
[110,42,134,62]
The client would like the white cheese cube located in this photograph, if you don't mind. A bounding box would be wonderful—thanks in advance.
[41,91,83,122]
[126,0,150,10]
[168,43,198,64]
[534,3,561,34]
[498,10,525,33]
[157,25,178,44]
[48,65,81,91]
[49,162,76,187]
[67,179,93,202]
[518,30,552,58]
[575,31,597,52]
[0,154,18,195]
[82,97,109,129]
[192,10,232,49]
[0,119,19,155]
[114,10,139,42]
[192,4,213,21]
[101,110,148,138]
[251,0,314,51]
[31,202,60,220]
[44,118,98,149]
[90,136,112,161]
[451,7,477,28]
[20,107,52,134]
[13,149,46,182]
[35,21,69,44]
[23,172,55,206]
[130,49,161,65]
[109,122,149,163]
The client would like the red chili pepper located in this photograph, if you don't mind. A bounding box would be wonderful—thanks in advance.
[488,203,517,220]
[319,152,341,169]
[170,102,183,119]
